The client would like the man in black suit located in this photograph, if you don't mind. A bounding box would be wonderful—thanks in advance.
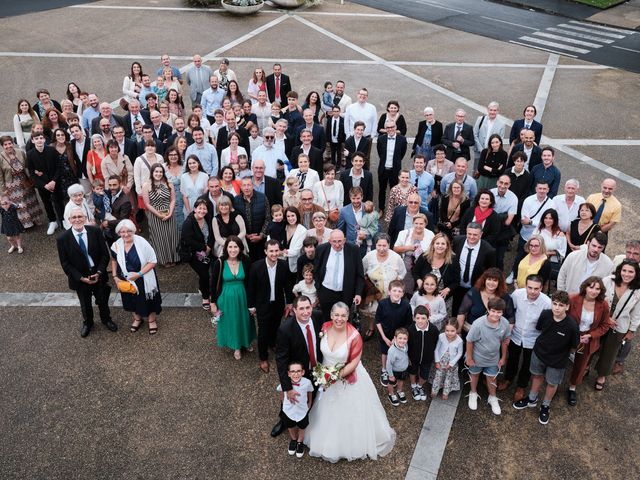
[272,295,322,437]
[314,230,364,323]
[216,111,250,160]
[90,102,124,136]
[266,63,292,105]
[376,120,408,210]
[412,107,443,157]
[57,207,117,337]
[442,109,475,161]
[166,117,194,147]
[70,124,91,195]
[507,129,542,171]
[248,240,294,374]
[26,132,63,234]
[340,152,373,205]
[326,106,346,166]
[289,128,323,174]
[343,121,371,170]
[113,125,137,162]
[136,125,164,157]
[149,110,173,146]
[251,159,282,208]
[387,193,435,245]
[197,176,234,226]
[122,100,150,138]
[451,222,496,316]
[295,108,326,153]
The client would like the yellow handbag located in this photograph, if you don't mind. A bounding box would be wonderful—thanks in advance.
[116,280,138,294]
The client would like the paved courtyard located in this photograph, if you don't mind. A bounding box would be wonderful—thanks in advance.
[1,1,639,479]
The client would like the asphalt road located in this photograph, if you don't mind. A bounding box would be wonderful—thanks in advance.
[0,0,98,18]
[353,0,640,73]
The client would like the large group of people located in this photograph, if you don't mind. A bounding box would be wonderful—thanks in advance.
[1,53,637,462]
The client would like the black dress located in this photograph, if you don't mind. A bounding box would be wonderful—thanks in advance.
[55,148,78,202]
[569,219,600,247]
[0,204,25,236]
[111,245,162,317]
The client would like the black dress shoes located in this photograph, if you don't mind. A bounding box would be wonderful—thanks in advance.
[80,324,92,338]
[103,320,118,332]
[270,420,284,437]
[567,389,577,406]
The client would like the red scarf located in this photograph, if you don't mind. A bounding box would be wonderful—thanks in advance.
[473,206,493,225]
[321,321,363,384]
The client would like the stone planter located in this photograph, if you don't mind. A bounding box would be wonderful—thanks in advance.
[221,0,265,14]
[271,0,306,7]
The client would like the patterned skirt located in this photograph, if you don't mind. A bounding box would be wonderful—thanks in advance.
[5,172,42,228]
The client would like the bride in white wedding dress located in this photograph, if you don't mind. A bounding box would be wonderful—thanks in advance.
[304,302,396,463]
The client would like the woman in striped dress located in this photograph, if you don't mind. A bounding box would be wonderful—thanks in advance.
[142,163,180,267]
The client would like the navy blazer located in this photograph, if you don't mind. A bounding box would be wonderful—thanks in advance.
[412,120,443,156]
[152,122,173,146]
[509,119,543,146]
[122,111,151,138]
[295,123,326,153]
[442,122,475,161]
[337,204,361,244]
[387,206,435,246]
[508,143,542,171]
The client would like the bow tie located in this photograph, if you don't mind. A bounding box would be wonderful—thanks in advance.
[292,382,300,387]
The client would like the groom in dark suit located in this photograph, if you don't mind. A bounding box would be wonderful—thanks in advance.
[57,206,117,337]
[272,295,323,437]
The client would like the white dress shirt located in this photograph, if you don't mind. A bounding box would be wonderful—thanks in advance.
[510,288,551,348]
[458,240,480,288]
[322,248,345,291]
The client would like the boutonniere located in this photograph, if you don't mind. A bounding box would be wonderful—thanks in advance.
[319,331,325,338]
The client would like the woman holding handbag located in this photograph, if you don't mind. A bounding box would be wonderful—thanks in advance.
[312,163,343,227]
[101,140,134,194]
[181,199,213,310]
[566,202,600,252]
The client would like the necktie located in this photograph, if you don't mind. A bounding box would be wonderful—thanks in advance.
[332,251,341,290]
[333,119,338,137]
[275,76,280,101]
[414,174,419,188]
[593,199,606,224]
[455,126,461,139]
[77,233,94,267]
[463,247,473,284]
[103,194,112,214]
[525,123,531,130]
[306,324,317,368]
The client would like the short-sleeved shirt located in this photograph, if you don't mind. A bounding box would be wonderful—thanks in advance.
[586,193,621,227]
[533,310,580,369]
[466,315,511,367]
[277,376,313,421]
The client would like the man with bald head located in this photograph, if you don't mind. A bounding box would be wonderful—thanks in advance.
[442,109,475,161]
[91,102,123,136]
[251,158,282,207]
[186,54,213,107]
[314,229,365,322]
[387,192,434,245]
[586,178,621,235]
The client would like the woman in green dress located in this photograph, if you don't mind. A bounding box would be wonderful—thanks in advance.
[210,235,255,360]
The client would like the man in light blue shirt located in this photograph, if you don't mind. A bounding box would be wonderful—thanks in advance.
[156,54,182,81]
[409,154,435,207]
[138,74,154,109]
[201,76,225,123]
[185,127,218,177]
[440,157,477,200]
[491,174,519,270]
[81,93,100,132]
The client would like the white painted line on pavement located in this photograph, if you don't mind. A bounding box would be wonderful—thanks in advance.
[532,32,603,49]
[568,20,636,35]
[509,40,578,58]
[557,24,625,39]
[546,27,615,44]
[533,54,559,121]
[518,36,590,54]
[0,52,194,60]
[612,46,640,54]
[411,0,468,14]
[480,16,537,30]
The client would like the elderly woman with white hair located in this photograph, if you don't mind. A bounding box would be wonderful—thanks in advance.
[412,107,444,160]
[63,184,95,229]
[110,219,162,334]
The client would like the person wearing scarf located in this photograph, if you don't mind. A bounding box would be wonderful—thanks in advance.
[459,189,501,246]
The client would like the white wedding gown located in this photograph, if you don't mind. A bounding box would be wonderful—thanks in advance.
[304,337,396,463]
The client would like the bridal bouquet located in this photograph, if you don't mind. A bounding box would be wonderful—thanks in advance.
[312,363,345,390]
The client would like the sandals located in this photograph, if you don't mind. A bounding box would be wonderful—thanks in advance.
[233,350,242,360]
[148,321,158,335]
[202,300,211,311]
[594,379,605,391]
[363,328,376,342]
[130,319,143,333]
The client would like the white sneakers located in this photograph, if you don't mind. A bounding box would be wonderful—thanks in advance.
[488,395,501,415]
[47,222,58,235]
[468,392,479,410]
[506,272,514,285]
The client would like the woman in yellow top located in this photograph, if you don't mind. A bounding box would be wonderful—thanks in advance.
[515,235,551,289]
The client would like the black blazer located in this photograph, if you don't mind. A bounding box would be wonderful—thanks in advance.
[71,137,91,179]
[387,206,435,246]
[263,175,283,208]
[458,209,502,247]
[120,138,137,164]
[377,113,407,136]
[122,111,151,138]
[152,122,173,145]
[209,256,251,303]
[412,254,460,293]
[376,134,408,177]
[167,131,194,147]
[265,73,292,104]
[509,119,543,146]
[107,192,132,230]
[216,126,250,160]
[442,122,475,160]
[452,236,496,286]
[136,138,165,157]
[508,144,542,171]
[340,169,373,204]
[247,258,293,316]
[289,145,323,175]
[276,311,323,391]
[197,191,235,226]
[343,135,371,170]
[57,225,110,290]
[295,123,326,153]
[90,114,124,136]
[26,146,58,188]
[314,242,365,301]
[325,116,346,144]
[412,120,444,156]
[181,212,213,254]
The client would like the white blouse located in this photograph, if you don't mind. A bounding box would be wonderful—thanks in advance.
[313,180,344,211]
[394,228,435,258]
[534,227,567,261]
[288,168,320,191]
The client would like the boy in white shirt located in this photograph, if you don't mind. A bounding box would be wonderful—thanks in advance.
[277,361,314,458]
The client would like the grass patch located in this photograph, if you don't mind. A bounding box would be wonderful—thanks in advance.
[571,0,627,9]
